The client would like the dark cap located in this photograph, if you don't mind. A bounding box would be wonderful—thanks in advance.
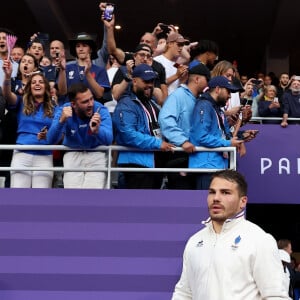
[167,32,189,44]
[208,76,240,92]
[134,43,153,55]
[132,64,157,81]
[69,32,98,60]
[189,64,211,81]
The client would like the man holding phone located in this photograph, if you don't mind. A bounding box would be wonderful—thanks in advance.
[47,83,113,189]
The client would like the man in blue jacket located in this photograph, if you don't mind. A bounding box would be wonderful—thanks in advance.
[158,63,211,189]
[189,76,245,189]
[47,82,113,189]
[113,64,174,189]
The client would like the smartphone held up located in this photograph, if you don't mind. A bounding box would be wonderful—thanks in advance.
[104,3,115,21]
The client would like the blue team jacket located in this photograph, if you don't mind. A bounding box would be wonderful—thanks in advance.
[112,91,162,168]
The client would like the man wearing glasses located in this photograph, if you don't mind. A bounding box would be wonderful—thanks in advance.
[111,43,167,105]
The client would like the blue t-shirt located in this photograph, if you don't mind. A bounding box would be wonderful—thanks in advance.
[8,95,57,155]
[66,63,110,98]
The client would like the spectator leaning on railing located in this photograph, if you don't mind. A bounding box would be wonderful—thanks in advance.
[47,82,113,189]
[112,64,174,189]
[281,77,300,127]
[2,59,57,188]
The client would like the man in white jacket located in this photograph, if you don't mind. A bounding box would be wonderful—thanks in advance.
[172,169,289,300]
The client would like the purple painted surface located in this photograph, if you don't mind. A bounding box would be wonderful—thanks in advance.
[0,257,182,275]
[238,124,300,204]
[0,189,208,299]
[0,291,170,300]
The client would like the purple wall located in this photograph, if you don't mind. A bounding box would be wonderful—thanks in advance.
[237,124,300,204]
[0,189,208,300]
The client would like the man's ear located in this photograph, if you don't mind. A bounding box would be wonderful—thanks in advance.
[70,101,76,109]
[240,196,247,209]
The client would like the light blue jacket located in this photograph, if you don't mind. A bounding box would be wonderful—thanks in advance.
[189,92,232,169]
[158,84,196,146]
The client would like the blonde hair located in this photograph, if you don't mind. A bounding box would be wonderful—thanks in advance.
[211,60,234,78]
[264,85,277,95]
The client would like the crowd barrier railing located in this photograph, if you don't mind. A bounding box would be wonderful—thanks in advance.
[250,117,300,124]
[0,145,237,189]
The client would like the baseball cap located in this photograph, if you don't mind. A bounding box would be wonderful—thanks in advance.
[167,32,189,44]
[208,76,240,92]
[134,43,153,55]
[69,32,98,59]
[132,64,157,81]
[189,64,211,81]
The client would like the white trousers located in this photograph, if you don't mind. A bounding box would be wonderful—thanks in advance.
[10,151,53,188]
[63,151,107,189]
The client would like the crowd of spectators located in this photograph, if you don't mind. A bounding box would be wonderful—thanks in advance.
[0,2,299,191]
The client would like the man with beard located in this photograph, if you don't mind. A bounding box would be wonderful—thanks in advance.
[277,72,290,101]
[113,64,174,189]
[172,169,289,300]
[281,78,300,127]
[189,76,257,190]
[47,83,113,189]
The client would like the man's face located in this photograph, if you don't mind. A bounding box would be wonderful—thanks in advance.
[290,80,300,94]
[134,50,152,66]
[72,89,94,118]
[133,77,154,101]
[169,41,184,57]
[50,40,64,60]
[280,74,289,86]
[11,47,24,62]
[75,42,91,60]
[216,87,231,106]
[194,75,208,95]
[240,75,248,85]
[28,42,45,61]
[20,55,36,75]
[207,177,247,225]
[0,32,7,54]
[206,51,218,68]
[140,33,156,51]
[245,83,253,95]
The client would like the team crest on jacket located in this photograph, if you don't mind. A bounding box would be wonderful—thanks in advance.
[196,240,203,247]
[231,235,241,250]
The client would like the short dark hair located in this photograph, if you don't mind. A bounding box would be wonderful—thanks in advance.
[0,27,15,36]
[190,40,219,60]
[67,82,89,101]
[29,38,46,51]
[211,169,248,196]
[277,239,291,249]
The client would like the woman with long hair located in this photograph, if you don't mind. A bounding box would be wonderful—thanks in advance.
[3,58,57,188]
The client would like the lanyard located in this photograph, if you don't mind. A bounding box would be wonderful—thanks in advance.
[135,99,158,131]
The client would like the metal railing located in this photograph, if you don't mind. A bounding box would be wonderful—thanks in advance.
[0,145,237,189]
[250,117,300,124]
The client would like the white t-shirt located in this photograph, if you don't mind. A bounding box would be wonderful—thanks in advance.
[154,54,178,95]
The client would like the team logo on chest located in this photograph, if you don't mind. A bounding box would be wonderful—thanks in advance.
[231,235,241,250]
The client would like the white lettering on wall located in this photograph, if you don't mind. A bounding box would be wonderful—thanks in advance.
[278,158,290,174]
[261,158,272,174]
[261,158,293,174]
